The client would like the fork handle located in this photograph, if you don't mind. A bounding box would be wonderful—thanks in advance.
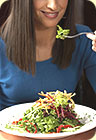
[65,32,94,38]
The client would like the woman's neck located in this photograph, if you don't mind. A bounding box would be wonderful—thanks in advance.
[35,26,57,61]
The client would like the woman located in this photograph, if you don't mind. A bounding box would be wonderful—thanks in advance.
[0,0,96,140]
[0,0,96,110]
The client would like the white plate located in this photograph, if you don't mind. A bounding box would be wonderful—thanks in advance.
[0,103,96,139]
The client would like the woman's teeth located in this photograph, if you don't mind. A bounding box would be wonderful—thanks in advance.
[42,12,58,18]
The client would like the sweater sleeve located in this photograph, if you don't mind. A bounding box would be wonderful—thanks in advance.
[84,49,96,92]
[83,31,96,93]
[76,24,96,93]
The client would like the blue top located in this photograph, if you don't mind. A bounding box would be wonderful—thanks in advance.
[0,24,96,111]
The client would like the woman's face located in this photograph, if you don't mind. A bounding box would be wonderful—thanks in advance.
[33,0,68,29]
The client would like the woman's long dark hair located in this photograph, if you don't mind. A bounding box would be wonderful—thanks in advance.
[0,0,36,75]
[0,0,76,75]
[52,0,76,68]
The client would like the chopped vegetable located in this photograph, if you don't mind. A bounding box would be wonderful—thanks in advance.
[57,124,73,133]
[5,90,84,133]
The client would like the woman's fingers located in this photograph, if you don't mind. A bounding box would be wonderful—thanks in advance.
[86,33,96,40]
[86,31,96,52]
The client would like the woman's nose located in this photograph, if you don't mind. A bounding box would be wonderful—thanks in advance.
[47,0,58,11]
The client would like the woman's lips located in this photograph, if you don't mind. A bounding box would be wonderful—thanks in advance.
[41,11,59,19]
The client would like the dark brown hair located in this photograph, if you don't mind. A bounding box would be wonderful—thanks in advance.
[0,0,76,75]
[52,0,76,68]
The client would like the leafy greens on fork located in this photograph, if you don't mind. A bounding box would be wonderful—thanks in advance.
[56,25,70,40]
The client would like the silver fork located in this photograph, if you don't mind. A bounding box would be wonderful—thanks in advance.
[64,32,93,39]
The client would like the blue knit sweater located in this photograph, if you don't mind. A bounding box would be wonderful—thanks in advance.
[0,24,96,110]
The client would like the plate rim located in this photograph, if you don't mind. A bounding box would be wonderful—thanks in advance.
[0,103,96,139]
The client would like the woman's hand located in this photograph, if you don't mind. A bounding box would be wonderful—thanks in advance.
[86,31,96,52]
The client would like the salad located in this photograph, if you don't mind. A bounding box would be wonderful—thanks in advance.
[6,90,84,134]
[56,25,70,40]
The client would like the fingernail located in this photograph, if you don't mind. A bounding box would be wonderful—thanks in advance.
[92,46,96,52]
